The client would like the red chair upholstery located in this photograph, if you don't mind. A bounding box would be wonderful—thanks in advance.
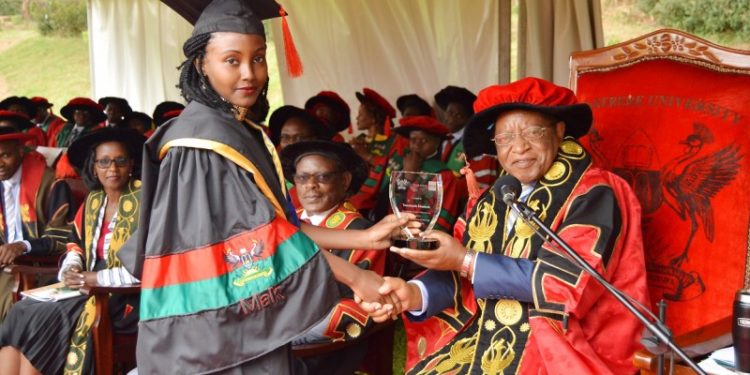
[569,29,750,372]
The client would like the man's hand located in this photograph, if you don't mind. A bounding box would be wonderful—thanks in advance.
[0,242,28,267]
[350,269,400,317]
[356,277,421,323]
[390,230,466,271]
[364,213,422,250]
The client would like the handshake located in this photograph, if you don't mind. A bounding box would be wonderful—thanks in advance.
[351,229,471,322]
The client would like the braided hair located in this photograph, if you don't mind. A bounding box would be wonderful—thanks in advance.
[177,33,270,119]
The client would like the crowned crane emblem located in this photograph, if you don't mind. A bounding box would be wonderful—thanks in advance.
[224,240,274,287]
[661,123,742,267]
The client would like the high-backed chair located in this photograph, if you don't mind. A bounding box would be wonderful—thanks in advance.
[569,29,750,372]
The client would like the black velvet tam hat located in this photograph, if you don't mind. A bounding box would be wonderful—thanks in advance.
[98,96,133,115]
[281,140,369,195]
[396,94,433,117]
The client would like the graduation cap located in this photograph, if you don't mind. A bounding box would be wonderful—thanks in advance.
[396,94,434,117]
[280,140,369,196]
[394,115,451,140]
[98,96,133,115]
[268,105,333,146]
[161,0,303,77]
[0,96,36,118]
[0,110,34,131]
[0,125,35,143]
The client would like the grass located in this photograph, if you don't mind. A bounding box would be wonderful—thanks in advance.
[0,21,284,119]
[392,320,406,374]
[0,23,90,109]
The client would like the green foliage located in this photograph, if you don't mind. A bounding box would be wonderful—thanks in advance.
[638,0,750,39]
[0,0,21,16]
[29,0,86,37]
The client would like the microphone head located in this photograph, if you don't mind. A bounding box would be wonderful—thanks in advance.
[493,175,521,205]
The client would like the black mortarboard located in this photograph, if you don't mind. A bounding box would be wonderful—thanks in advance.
[192,0,280,37]
[161,0,303,77]
[162,0,279,26]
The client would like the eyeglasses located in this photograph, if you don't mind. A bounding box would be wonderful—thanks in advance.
[491,126,547,146]
[95,157,130,169]
[293,171,340,185]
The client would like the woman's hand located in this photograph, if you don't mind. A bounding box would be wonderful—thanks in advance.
[364,213,421,250]
[81,272,98,287]
[62,267,98,289]
[62,266,84,289]
[390,230,466,271]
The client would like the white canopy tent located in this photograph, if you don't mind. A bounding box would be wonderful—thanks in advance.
[87,0,602,117]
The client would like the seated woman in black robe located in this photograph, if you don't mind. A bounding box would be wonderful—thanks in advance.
[0,127,146,375]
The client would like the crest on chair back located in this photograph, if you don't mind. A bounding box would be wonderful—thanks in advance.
[570,29,750,336]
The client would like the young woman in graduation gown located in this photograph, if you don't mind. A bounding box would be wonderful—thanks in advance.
[117,1,411,373]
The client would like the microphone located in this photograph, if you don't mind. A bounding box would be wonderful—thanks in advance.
[493,175,521,206]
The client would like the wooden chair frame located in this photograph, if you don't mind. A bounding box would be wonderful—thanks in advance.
[81,284,140,375]
[3,254,61,302]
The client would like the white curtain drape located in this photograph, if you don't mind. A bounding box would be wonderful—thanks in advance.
[87,0,603,115]
[518,0,603,87]
[269,0,499,114]
[88,0,192,114]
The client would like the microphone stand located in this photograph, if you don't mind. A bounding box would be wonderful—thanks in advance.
[507,199,707,375]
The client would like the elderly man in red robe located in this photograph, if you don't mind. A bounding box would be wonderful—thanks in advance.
[361,77,650,374]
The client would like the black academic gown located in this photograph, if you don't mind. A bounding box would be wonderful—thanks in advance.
[120,101,339,374]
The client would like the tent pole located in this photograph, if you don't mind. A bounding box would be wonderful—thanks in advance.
[498,0,511,84]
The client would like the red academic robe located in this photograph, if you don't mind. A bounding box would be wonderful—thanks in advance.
[404,140,649,375]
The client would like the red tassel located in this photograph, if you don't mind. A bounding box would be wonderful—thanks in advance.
[280,7,303,77]
[384,117,392,137]
[460,156,481,200]
[348,122,353,134]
